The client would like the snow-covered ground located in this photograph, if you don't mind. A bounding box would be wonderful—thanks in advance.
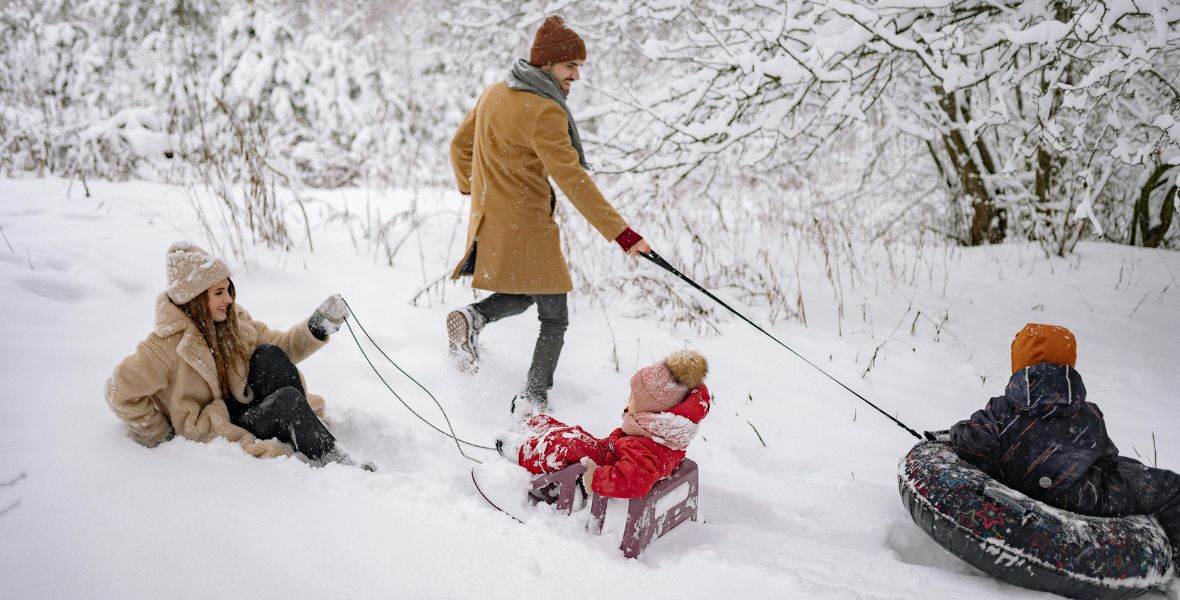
[1,177,1177,599]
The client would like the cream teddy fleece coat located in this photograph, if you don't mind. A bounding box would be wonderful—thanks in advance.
[105,294,328,458]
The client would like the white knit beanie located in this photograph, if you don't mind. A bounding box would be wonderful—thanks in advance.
[165,241,232,304]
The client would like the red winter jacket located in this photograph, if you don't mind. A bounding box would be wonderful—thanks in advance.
[588,386,710,498]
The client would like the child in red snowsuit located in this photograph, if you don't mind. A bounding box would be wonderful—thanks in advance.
[512,350,710,499]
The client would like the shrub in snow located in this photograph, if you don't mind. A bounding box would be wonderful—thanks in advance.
[590,0,1180,253]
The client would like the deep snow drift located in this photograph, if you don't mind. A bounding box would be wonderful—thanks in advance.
[0,177,1177,599]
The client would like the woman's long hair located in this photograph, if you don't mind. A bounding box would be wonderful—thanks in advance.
[178,279,249,398]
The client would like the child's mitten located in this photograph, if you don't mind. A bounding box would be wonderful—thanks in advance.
[580,456,598,493]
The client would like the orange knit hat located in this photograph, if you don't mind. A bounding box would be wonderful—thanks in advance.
[529,15,586,66]
[1010,323,1077,374]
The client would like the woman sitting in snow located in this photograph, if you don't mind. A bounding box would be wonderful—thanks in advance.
[503,350,710,498]
[105,242,372,470]
[945,323,1178,559]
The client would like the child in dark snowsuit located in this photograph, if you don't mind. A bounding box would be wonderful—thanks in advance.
[949,323,1180,559]
[508,350,710,499]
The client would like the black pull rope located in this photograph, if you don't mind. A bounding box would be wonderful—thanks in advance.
[339,297,496,462]
[640,250,923,441]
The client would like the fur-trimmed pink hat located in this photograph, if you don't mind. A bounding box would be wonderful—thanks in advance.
[630,350,709,416]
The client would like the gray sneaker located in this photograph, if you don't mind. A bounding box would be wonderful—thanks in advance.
[446,306,484,374]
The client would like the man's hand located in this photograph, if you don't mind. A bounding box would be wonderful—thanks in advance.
[626,239,651,257]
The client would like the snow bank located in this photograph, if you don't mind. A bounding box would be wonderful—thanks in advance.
[0,178,1176,599]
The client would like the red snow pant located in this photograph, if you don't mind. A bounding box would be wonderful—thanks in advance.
[517,415,612,475]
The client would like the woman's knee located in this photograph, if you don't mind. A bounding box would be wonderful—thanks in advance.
[251,343,291,365]
[239,386,308,437]
[252,342,289,361]
[248,344,302,394]
[263,386,307,413]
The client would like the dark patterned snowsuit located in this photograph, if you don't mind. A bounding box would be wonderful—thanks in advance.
[951,363,1180,558]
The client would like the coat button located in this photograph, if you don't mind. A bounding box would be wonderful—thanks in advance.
[1038,476,1052,488]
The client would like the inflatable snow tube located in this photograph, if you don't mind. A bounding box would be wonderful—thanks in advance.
[899,441,1174,600]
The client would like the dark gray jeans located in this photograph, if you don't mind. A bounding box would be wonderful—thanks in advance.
[226,344,338,461]
[471,293,568,399]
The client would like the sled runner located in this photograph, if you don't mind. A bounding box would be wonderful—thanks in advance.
[473,459,701,559]
[899,441,1174,599]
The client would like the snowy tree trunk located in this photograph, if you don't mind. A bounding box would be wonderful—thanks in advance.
[1131,164,1178,248]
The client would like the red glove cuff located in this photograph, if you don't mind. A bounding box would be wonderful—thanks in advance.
[615,228,643,252]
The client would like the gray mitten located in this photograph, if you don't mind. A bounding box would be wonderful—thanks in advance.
[308,294,347,339]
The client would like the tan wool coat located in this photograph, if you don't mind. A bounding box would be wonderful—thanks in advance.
[104,293,328,458]
[450,81,630,294]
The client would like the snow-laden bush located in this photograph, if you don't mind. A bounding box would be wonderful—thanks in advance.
[590,0,1180,253]
[1,0,464,253]
[0,0,1175,306]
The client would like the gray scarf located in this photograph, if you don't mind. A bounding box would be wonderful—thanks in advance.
[506,58,589,169]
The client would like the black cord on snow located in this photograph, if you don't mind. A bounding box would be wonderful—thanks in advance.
[340,297,495,462]
[640,250,923,441]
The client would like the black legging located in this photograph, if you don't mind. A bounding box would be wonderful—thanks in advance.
[227,344,338,462]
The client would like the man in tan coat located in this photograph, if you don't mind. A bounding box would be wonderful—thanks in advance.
[447,15,650,416]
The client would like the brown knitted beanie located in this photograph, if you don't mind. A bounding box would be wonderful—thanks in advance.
[529,15,586,66]
[1010,323,1077,374]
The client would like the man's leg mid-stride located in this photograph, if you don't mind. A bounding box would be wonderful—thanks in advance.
[447,293,533,373]
[524,293,569,403]
[447,292,568,415]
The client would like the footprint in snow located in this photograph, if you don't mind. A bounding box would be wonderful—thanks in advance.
[15,273,90,304]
